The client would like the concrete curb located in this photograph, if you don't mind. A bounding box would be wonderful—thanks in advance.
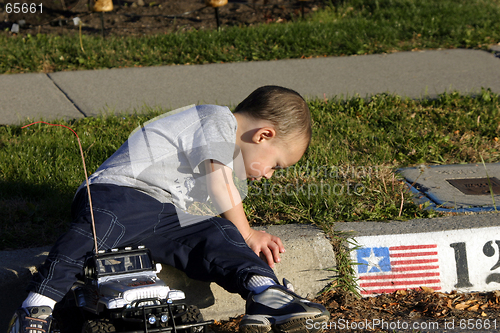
[334,212,500,237]
[0,223,335,331]
[335,212,500,296]
[0,247,52,332]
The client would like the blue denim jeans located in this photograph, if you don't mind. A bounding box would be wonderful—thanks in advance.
[29,184,277,302]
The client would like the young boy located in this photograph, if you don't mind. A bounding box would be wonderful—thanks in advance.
[8,85,330,333]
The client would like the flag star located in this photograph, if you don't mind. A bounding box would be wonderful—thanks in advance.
[363,249,385,273]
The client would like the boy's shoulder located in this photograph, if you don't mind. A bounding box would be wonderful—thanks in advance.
[149,104,233,127]
[193,104,233,120]
[139,105,236,145]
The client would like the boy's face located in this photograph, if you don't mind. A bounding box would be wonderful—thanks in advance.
[241,134,306,181]
[233,113,307,181]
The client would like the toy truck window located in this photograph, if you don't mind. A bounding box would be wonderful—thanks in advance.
[97,253,152,275]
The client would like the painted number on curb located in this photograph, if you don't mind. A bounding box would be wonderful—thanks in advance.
[452,240,500,288]
[450,242,473,288]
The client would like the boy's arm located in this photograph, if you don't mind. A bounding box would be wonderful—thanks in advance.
[204,159,285,268]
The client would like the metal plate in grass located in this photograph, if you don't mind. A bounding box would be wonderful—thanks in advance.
[447,177,500,196]
[398,163,500,212]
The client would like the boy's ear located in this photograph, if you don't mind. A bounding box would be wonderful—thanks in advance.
[253,127,276,143]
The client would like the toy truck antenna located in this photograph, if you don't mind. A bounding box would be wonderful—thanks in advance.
[22,121,100,255]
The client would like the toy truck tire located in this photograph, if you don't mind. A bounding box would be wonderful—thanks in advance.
[179,305,206,333]
[181,305,203,323]
[81,319,116,333]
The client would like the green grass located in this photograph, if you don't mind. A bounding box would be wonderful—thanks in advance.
[1,91,499,250]
[1,0,499,74]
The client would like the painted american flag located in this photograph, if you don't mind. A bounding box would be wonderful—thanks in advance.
[355,244,441,295]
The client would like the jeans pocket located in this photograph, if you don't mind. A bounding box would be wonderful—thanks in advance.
[74,207,126,250]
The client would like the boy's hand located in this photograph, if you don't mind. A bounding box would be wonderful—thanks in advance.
[245,228,285,268]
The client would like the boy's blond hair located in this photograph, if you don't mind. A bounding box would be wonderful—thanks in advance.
[234,86,312,146]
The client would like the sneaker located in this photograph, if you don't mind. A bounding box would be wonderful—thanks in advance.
[239,284,330,333]
[7,306,53,333]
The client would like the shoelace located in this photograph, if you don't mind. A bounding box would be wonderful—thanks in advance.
[25,316,48,333]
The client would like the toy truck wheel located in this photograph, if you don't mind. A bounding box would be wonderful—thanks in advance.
[179,305,205,332]
[81,319,116,333]
[181,305,204,323]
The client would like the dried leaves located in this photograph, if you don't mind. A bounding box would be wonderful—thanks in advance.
[211,288,500,332]
[316,288,500,332]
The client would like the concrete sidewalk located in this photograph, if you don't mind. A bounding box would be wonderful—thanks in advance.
[1,48,500,125]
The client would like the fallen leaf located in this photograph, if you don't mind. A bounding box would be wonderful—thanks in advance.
[468,304,479,312]
[455,302,469,310]
[421,286,434,293]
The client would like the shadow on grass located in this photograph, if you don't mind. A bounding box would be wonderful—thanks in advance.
[0,180,73,250]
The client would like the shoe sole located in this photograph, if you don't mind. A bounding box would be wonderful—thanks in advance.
[239,315,272,333]
[240,311,330,333]
[239,325,272,333]
[276,311,329,333]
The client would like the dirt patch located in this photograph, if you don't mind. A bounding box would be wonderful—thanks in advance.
[0,0,323,37]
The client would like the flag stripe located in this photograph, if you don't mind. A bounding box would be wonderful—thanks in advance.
[390,251,438,258]
[392,265,439,272]
[360,279,441,288]
[359,272,440,280]
[390,244,437,251]
[391,258,438,265]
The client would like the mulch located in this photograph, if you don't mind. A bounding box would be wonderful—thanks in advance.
[211,288,500,332]
[1,0,324,37]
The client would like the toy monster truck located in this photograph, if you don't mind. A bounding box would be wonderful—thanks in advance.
[57,245,213,333]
